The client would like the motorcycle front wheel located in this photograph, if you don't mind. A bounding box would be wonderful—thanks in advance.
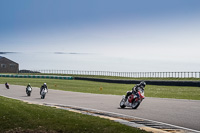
[27,92,31,96]
[41,94,45,99]
[131,100,141,109]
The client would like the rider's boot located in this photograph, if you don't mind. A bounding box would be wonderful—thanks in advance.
[125,95,128,102]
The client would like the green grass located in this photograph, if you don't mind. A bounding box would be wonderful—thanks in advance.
[0,96,148,133]
[1,77,200,100]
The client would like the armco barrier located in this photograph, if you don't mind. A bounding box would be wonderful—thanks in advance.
[0,74,73,80]
[74,77,200,87]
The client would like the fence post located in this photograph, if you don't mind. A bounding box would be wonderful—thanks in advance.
[30,70,200,78]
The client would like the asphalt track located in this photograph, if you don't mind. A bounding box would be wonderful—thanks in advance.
[0,84,200,131]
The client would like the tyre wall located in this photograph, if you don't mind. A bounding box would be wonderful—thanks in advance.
[0,74,73,80]
[74,77,200,87]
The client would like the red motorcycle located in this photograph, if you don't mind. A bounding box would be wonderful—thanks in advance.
[120,89,145,109]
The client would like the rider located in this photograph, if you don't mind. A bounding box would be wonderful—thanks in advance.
[5,82,9,88]
[26,83,32,93]
[40,83,48,94]
[125,81,146,101]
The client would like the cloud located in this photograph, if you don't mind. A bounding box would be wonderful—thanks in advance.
[0,52,18,54]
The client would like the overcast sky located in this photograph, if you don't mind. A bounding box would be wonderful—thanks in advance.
[1,0,200,64]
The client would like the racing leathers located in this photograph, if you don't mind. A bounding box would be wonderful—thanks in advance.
[40,84,48,94]
[125,84,144,101]
[26,84,32,93]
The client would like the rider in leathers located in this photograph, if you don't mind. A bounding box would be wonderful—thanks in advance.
[40,83,48,94]
[125,81,146,101]
[26,83,32,93]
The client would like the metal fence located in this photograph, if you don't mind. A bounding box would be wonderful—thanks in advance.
[20,70,200,78]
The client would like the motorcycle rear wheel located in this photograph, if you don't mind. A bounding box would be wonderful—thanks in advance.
[120,99,126,108]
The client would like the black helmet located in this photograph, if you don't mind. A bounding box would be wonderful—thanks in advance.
[139,81,146,88]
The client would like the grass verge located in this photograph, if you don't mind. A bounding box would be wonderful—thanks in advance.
[1,77,200,100]
[0,96,148,133]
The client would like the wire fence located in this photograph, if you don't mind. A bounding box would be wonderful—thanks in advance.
[20,70,200,78]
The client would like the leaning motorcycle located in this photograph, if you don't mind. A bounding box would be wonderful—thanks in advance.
[26,86,32,96]
[5,83,9,89]
[120,89,145,109]
[41,88,47,99]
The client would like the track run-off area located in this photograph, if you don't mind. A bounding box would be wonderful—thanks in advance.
[0,84,200,132]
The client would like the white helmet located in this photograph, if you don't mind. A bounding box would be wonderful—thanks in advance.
[44,83,46,85]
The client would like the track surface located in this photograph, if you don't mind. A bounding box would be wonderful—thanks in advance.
[0,84,200,131]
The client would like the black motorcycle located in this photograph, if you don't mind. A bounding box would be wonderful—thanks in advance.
[5,83,9,89]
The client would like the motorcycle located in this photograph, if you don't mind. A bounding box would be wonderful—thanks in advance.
[120,89,145,109]
[26,86,32,96]
[41,88,47,99]
[5,83,9,89]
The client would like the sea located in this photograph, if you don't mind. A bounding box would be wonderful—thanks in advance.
[1,52,200,73]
